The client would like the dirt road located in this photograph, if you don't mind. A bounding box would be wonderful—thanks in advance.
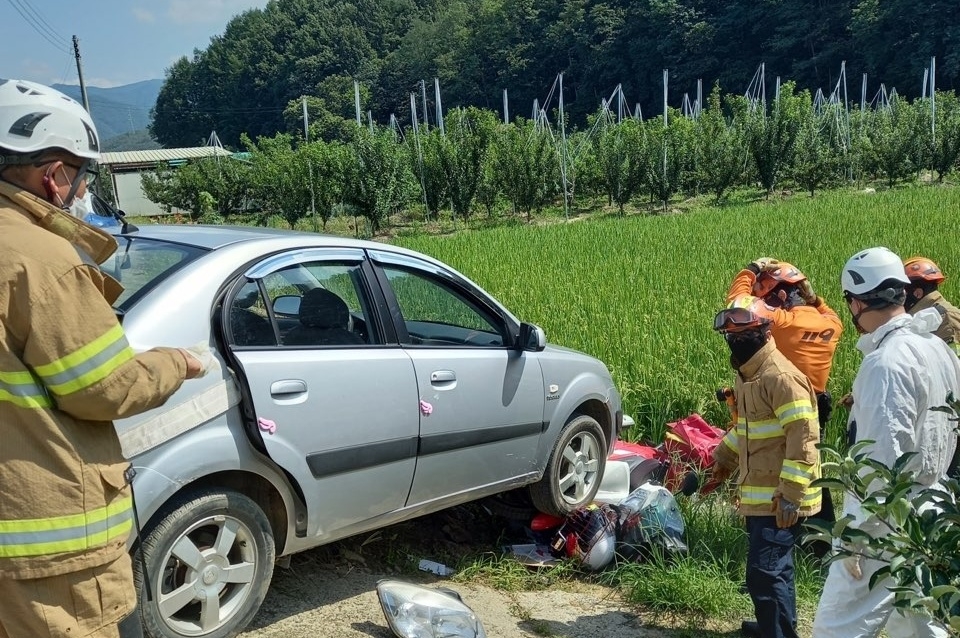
[245,564,655,637]
[239,504,667,637]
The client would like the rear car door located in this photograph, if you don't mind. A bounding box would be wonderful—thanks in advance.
[226,248,420,537]
[369,250,546,505]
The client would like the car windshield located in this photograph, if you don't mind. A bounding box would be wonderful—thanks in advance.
[102,236,208,311]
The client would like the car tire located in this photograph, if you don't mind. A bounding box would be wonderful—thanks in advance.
[134,489,276,638]
[480,488,539,521]
[529,414,606,517]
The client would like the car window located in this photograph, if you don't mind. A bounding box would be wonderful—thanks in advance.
[382,266,505,347]
[228,281,277,346]
[260,261,375,347]
[105,237,208,311]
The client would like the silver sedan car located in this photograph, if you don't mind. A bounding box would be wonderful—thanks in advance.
[107,225,623,638]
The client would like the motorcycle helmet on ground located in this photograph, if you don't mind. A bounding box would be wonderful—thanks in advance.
[549,503,617,571]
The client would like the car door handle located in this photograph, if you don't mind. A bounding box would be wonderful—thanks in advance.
[430,370,456,383]
[270,379,307,397]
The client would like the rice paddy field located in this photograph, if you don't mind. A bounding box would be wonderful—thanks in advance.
[396,185,960,448]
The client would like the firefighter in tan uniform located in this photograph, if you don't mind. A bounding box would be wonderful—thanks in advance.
[727,258,842,553]
[0,79,205,637]
[903,256,960,354]
[903,255,960,480]
[711,303,822,638]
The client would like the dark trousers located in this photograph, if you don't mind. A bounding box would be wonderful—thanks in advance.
[746,516,800,638]
[802,392,836,558]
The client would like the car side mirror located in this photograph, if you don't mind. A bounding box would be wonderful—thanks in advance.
[517,322,546,352]
[273,295,301,317]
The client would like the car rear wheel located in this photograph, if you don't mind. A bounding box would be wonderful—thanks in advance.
[135,489,275,638]
[529,415,606,517]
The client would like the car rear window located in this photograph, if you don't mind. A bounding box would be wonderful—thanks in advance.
[102,236,208,311]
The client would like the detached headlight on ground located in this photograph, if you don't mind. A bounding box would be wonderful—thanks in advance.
[376,579,487,638]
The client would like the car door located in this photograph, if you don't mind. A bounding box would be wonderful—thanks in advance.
[226,248,420,537]
[369,250,546,505]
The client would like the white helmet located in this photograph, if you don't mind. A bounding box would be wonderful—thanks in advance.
[841,246,910,299]
[0,79,100,162]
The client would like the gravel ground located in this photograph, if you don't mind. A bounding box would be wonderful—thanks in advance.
[238,504,675,638]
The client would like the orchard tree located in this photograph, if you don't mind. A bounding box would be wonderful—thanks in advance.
[343,127,410,234]
[140,156,252,222]
[245,134,310,228]
[644,111,694,211]
[440,107,497,220]
[920,91,960,182]
[860,96,926,187]
[491,119,556,221]
[790,103,846,196]
[694,85,748,202]
[406,126,449,220]
[594,114,646,214]
[742,82,805,197]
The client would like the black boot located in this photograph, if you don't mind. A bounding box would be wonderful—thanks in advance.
[741,620,761,638]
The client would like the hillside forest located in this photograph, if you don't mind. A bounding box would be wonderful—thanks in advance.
[150,0,960,148]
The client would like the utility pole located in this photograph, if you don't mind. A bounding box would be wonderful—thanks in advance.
[72,36,90,113]
[72,35,103,197]
[303,97,318,232]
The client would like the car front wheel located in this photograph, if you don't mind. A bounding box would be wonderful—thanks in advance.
[529,414,606,517]
[135,489,275,638]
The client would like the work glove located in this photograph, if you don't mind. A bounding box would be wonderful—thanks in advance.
[747,257,778,273]
[797,280,818,305]
[180,341,217,379]
[771,493,800,529]
[839,393,854,409]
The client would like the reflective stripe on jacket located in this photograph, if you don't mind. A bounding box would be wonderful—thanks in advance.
[0,182,187,579]
[727,269,842,393]
[714,339,822,517]
[909,290,960,356]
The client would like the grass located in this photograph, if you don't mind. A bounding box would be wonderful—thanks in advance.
[394,184,960,446]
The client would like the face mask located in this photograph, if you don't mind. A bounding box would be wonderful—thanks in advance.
[68,192,93,219]
[725,331,766,369]
[846,298,867,335]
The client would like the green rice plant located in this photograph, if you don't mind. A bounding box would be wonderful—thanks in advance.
[396,186,960,446]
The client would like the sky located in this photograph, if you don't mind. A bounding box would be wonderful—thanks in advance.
[3,0,270,88]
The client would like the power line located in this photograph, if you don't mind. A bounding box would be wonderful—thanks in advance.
[14,0,66,45]
[5,0,68,52]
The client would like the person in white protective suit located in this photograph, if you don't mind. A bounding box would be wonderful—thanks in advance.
[812,246,960,638]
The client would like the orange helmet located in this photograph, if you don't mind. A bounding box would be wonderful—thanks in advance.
[903,256,946,284]
[715,296,775,333]
[753,262,807,299]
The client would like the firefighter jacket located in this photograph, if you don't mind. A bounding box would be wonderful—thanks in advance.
[909,290,960,355]
[727,268,842,393]
[846,309,960,537]
[0,181,188,579]
[714,339,822,518]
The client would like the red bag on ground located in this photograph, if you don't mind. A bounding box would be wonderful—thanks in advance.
[661,414,726,495]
